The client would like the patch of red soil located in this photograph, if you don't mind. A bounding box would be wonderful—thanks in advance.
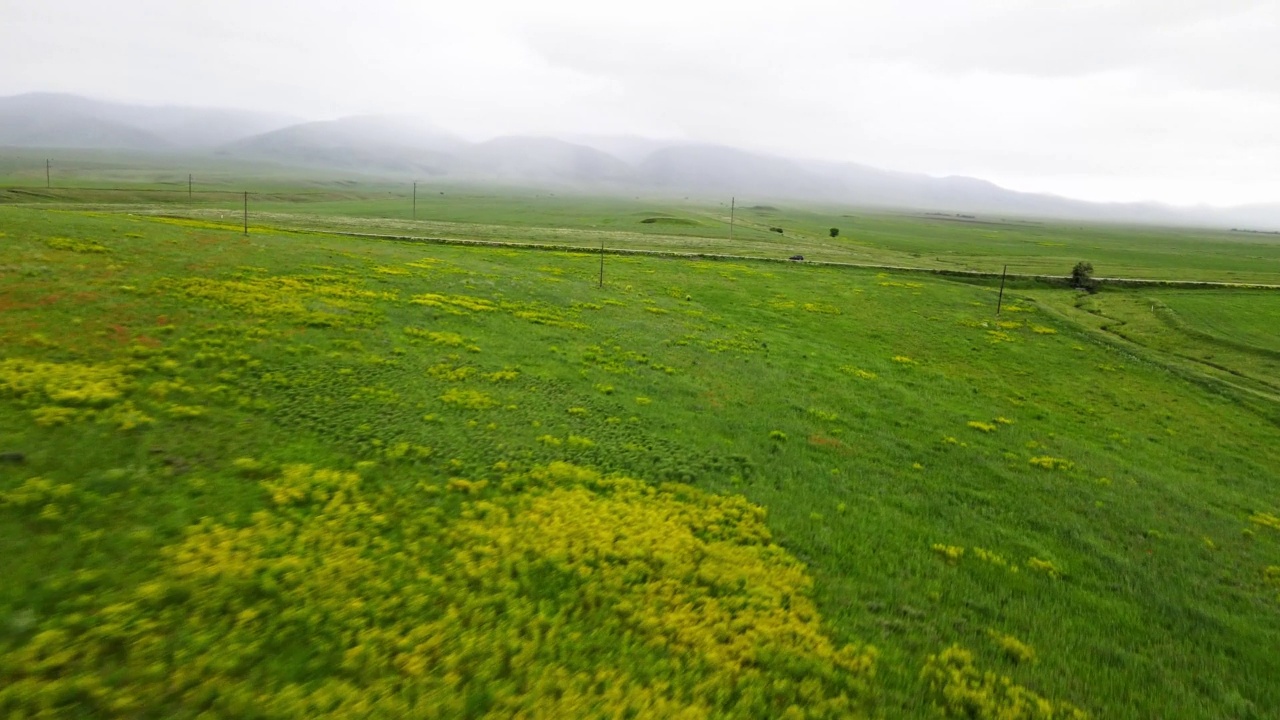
[808,435,854,454]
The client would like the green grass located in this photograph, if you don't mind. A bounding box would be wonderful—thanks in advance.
[1155,290,1280,354]
[1025,288,1280,407]
[2,192,1280,719]
[6,153,1280,284]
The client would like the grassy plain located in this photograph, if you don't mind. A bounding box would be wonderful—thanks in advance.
[5,154,1280,284]
[2,179,1280,719]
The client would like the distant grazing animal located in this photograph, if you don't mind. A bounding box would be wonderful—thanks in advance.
[788,255,804,262]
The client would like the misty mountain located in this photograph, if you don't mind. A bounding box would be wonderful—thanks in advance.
[638,145,832,200]
[2,93,1277,229]
[0,110,165,150]
[222,116,465,175]
[224,123,632,185]
[563,135,683,164]
[457,137,633,184]
[0,93,297,148]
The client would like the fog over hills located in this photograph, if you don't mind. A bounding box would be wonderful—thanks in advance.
[457,137,634,185]
[3,93,1278,230]
[0,93,298,148]
[222,116,466,176]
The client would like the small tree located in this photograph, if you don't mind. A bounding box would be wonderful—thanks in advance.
[829,227,840,238]
[1071,261,1097,292]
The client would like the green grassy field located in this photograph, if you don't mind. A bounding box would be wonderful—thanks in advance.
[2,184,1280,719]
[1023,288,1280,409]
[1154,290,1280,355]
[6,154,1280,285]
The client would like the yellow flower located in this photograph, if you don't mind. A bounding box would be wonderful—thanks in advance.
[987,630,1037,664]
[1026,557,1063,579]
[931,544,965,563]
[1029,456,1073,471]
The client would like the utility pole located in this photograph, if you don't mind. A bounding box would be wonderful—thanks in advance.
[189,174,193,201]
[996,264,1008,315]
[598,239,605,288]
[46,159,50,188]
[243,192,248,236]
[729,196,735,242]
[413,182,417,221]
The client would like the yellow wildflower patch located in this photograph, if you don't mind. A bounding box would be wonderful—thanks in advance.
[439,388,496,410]
[409,292,497,313]
[1,477,75,509]
[987,630,1037,664]
[809,408,839,422]
[446,478,490,494]
[1249,512,1280,532]
[968,421,997,433]
[0,463,878,717]
[165,404,207,419]
[1029,456,1074,471]
[921,645,1086,719]
[427,362,474,382]
[972,547,1019,573]
[44,236,109,253]
[172,274,394,327]
[840,366,877,380]
[1,358,132,407]
[932,544,965,563]
[505,302,588,329]
[403,327,466,346]
[1026,557,1064,579]
[31,406,79,427]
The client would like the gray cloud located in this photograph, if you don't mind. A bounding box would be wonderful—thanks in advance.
[2,0,1277,205]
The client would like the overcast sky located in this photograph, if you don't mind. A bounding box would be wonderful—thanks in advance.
[3,0,1278,206]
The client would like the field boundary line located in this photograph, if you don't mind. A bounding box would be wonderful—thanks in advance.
[299,227,1280,291]
[1030,296,1280,420]
[1148,300,1280,361]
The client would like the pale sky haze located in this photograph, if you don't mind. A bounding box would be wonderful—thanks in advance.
[2,0,1278,206]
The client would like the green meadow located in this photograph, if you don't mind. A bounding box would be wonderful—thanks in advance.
[6,155,1280,285]
[2,183,1280,719]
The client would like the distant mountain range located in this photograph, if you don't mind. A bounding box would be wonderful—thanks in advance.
[0,93,299,149]
[3,92,1278,229]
